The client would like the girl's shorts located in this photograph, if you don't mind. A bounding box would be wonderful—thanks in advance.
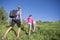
[28,23,32,29]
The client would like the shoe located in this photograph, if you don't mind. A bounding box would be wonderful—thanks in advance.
[33,30,35,33]
[29,33,31,36]
[17,36,19,38]
[2,36,6,40]
[17,35,19,38]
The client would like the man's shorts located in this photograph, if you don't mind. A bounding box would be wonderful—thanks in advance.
[10,19,21,27]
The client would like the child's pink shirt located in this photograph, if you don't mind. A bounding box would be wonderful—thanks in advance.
[26,17,34,24]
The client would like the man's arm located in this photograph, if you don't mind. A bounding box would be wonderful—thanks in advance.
[20,9,22,24]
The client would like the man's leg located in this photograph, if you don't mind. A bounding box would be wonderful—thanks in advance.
[4,27,12,37]
[17,27,21,38]
[2,27,12,39]
[2,19,15,39]
[16,20,21,38]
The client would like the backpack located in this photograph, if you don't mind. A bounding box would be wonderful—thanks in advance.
[9,10,18,18]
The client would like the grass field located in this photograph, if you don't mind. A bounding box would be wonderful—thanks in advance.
[0,21,60,40]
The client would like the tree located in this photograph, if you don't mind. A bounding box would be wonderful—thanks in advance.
[36,20,42,24]
[58,20,60,22]
[36,20,42,27]
[0,7,7,24]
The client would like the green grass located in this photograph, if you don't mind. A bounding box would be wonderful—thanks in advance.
[0,22,60,40]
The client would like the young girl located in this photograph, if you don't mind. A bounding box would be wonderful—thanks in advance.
[26,15,35,35]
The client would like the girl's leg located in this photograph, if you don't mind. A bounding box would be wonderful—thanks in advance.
[33,24,36,32]
[28,24,32,35]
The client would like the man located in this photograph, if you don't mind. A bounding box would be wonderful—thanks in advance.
[2,6,22,39]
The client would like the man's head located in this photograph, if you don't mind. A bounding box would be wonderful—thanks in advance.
[18,6,21,10]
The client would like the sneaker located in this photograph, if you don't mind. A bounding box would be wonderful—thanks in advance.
[2,36,6,40]
[33,30,35,33]
[29,33,31,36]
[17,36,19,38]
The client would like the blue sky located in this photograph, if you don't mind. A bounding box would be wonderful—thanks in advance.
[0,0,60,22]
